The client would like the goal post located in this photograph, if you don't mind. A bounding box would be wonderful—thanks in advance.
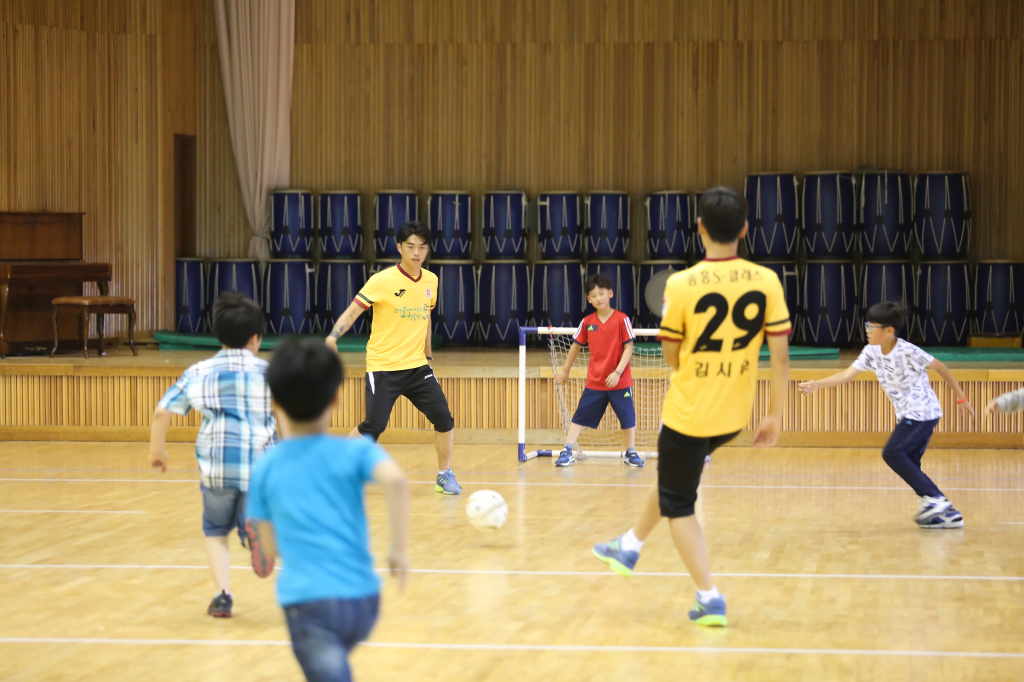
[518,326,670,462]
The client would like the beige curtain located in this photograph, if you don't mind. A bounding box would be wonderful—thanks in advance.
[214,0,295,261]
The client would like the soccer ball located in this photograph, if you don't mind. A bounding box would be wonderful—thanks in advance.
[465,490,508,531]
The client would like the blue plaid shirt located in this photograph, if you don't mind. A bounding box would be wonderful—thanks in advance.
[158,349,277,491]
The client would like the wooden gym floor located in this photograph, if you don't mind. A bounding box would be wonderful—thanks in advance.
[1,441,1023,681]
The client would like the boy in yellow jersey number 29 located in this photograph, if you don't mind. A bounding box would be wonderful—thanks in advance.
[593,187,791,627]
[325,222,461,495]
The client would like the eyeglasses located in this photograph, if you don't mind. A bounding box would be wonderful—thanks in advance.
[864,323,885,331]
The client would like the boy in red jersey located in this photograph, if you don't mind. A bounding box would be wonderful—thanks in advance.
[554,273,641,467]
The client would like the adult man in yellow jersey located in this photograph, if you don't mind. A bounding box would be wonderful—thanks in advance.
[325,221,461,494]
[592,187,791,626]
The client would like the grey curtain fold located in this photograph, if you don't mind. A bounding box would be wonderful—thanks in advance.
[214,0,295,261]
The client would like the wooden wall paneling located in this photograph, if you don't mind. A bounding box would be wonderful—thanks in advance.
[196,0,1024,274]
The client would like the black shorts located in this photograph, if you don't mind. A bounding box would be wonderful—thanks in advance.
[357,364,455,441]
[657,425,739,519]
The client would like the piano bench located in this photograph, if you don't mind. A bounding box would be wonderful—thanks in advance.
[50,296,137,359]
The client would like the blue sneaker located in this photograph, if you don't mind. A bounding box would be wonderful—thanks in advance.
[435,469,462,495]
[623,450,644,467]
[555,447,575,467]
[688,592,727,627]
[592,535,640,577]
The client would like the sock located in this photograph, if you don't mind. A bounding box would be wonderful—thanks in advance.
[564,443,574,452]
[438,470,447,476]
[697,586,721,603]
[625,447,637,454]
[620,528,644,553]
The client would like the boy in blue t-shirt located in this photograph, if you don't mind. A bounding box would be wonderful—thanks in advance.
[247,339,410,682]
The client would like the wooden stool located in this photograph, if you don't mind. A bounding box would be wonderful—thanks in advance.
[51,296,137,359]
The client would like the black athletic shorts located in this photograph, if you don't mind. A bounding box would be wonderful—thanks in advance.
[657,425,739,518]
[357,364,455,441]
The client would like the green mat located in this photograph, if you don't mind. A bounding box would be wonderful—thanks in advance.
[632,341,839,360]
[927,347,1024,363]
[153,330,443,353]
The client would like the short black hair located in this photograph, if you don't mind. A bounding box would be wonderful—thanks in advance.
[212,292,266,348]
[396,221,431,247]
[698,186,748,244]
[266,338,343,421]
[585,273,613,295]
[866,301,909,333]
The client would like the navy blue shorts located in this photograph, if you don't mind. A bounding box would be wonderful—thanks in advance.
[571,387,636,429]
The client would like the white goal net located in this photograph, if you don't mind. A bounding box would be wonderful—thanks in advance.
[518,328,670,461]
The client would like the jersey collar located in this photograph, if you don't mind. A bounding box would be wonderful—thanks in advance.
[702,256,740,262]
[397,263,423,282]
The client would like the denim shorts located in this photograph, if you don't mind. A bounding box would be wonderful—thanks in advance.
[200,483,247,541]
[285,594,380,682]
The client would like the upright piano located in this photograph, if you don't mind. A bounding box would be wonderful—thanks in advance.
[0,212,111,358]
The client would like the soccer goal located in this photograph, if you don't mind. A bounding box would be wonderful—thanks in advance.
[518,326,670,462]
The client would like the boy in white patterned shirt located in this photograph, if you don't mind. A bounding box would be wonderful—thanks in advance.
[149,293,277,617]
[799,302,976,529]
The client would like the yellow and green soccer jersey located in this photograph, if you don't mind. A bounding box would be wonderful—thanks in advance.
[354,264,437,372]
[656,257,791,437]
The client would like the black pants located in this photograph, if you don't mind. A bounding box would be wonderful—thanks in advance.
[357,364,455,441]
[882,417,943,498]
[657,426,739,518]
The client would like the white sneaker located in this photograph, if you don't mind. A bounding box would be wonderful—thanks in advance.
[916,496,953,527]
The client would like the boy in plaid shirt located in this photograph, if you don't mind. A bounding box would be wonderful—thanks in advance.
[149,293,277,618]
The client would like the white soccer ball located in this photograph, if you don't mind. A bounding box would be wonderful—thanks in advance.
[465,490,508,531]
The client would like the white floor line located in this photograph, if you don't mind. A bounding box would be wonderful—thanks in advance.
[996,521,1024,524]
[1,477,1021,492]
[1,564,1021,581]
[0,510,145,515]
[0,636,1021,658]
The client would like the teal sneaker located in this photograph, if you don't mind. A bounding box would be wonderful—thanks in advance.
[435,469,462,495]
[592,535,640,577]
[688,592,727,627]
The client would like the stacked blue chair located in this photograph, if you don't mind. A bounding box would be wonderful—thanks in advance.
[483,191,527,258]
[430,260,475,345]
[477,261,529,346]
[745,174,800,259]
[428,191,472,258]
[693,191,706,262]
[585,262,636,322]
[538,192,581,259]
[860,171,913,259]
[760,261,801,342]
[585,192,629,259]
[319,191,362,259]
[638,262,684,328]
[262,260,315,334]
[532,261,584,329]
[914,262,972,346]
[316,261,367,336]
[375,191,418,258]
[861,261,913,340]
[271,190,314,258]
[209,259,261,322]
[975,262,1024,336]
[175,258,206,333]
[803,172,857,258]
[803,262,858,347]
[915,172,971,259]
[645,191,690,260]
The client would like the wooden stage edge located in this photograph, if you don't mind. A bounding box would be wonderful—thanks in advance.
[0,426,1020,449]
[3,349,1024,448]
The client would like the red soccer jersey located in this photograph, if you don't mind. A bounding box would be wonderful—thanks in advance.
[572,310,636,391]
